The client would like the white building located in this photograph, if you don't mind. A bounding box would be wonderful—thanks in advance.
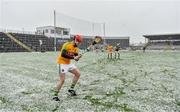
[36,26,70,38]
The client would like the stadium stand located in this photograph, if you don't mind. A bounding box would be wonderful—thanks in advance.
[0,32,27,52]
[105,37,129,49]
[0,32,55,52]
[144,34,180,50]
[0,31,130,52]
[11,33,54,52]
[6,33,34,52]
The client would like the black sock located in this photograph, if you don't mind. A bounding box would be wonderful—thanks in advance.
[70,83,76,89]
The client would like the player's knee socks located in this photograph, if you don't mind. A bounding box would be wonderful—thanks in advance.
[52,89,59,96]
[70,83,76,89]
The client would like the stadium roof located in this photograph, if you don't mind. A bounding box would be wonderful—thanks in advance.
[143,33,180,40]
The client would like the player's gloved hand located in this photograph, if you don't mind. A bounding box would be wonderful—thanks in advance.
[74,55,82,61]
[86,48,90,52]
[79,54,82,58]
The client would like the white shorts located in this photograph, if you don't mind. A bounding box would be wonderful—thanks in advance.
[58,64,77,74]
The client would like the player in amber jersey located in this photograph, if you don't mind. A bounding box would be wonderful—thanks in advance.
[107,44,113,59]
[52,35,83,101]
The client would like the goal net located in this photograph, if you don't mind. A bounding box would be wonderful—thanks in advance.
[56,11,104,37]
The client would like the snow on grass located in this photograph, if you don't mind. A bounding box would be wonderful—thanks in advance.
[0,51,180,112]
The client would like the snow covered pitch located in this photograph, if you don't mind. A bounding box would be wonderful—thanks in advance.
[0,51,180,112]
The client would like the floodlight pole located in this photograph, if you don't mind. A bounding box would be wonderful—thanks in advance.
[54,10,57,52]
[103,22,106,45]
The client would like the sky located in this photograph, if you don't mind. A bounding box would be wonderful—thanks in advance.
[0,0,180,44]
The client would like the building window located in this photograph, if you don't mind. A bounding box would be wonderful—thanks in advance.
[63,31,69,35]
[51,30,55,34]
[45,29,48,33]
[56,29,61,34]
